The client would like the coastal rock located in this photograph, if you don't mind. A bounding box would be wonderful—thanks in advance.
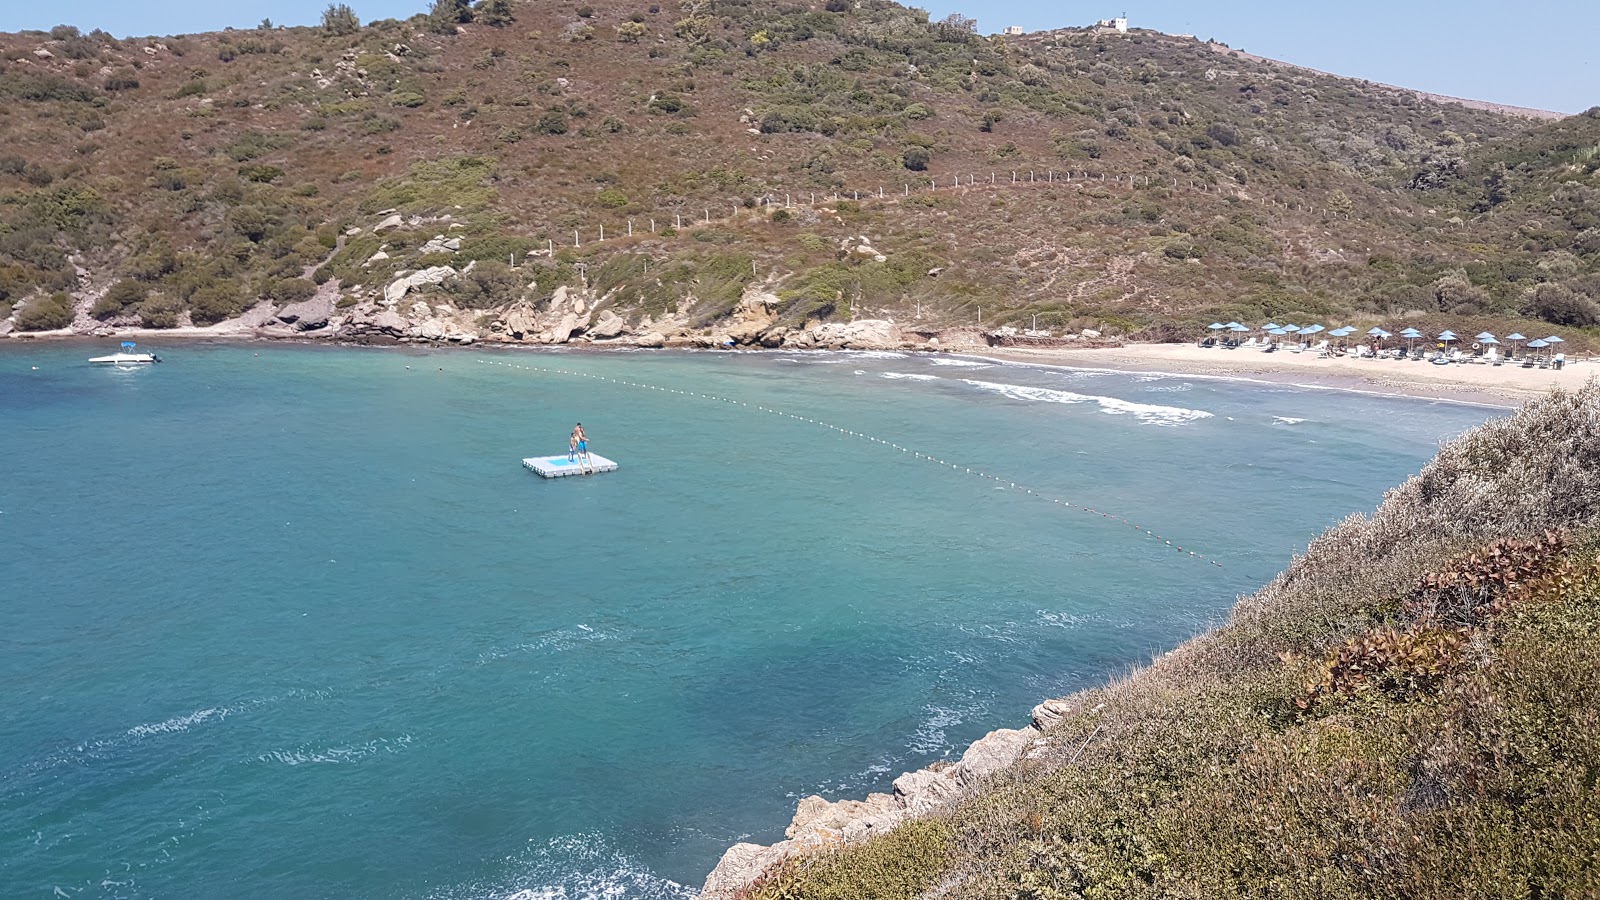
[588,309,626,339]
[384,265,458,304]
[502,304,539,339]
[373,214,405,232]
[546,312,579,344]
[1031,698,1077,730]
[953,727,1035,787]
[892,768,961,815]
[702,843,792,900]
[274,294,334,331]
[809,319,898,350]
[634,332,666,348]
[787,793,901,841]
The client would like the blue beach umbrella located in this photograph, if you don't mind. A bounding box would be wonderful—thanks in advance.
[1438,330,1458,343]
[1480,336,1500,345]
[1263,322,1281,330]
[1528,338,1550,360]
[1544,335,1565,346]
[1476,332,1496,341]
[1400,327,1423,337]
[1208,322,1226,330]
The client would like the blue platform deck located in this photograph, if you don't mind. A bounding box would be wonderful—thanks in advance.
[522,453,619,478]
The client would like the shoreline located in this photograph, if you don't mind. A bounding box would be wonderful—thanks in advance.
[11,328,1586,408]
[974,344,1592,407]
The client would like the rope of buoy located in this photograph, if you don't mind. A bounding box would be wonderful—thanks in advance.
[476,358,1224,567]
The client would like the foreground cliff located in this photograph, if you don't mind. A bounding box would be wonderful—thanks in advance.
[710,381,1600,899]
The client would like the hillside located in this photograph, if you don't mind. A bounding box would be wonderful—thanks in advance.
[713,382,1600,899]
[0,0,1596,345]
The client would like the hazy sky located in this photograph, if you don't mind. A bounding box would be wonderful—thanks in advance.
[4,0,1594,114]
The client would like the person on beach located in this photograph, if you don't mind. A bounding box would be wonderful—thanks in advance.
[568,432,579,462]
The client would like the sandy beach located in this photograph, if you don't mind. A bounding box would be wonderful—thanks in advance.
[981,343,1596,407]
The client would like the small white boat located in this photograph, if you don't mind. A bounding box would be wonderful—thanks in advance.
[89,341,162,365]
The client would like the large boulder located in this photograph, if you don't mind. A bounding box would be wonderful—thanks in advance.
[702,843,793,900]
[892,768,961,815]
[953,727,1036,787]
[588,309,626,339]
[384,265,458,304]
[502,304,539,340]
[634,332,666,348]
[274,294,334,331]
[545,312,579,345]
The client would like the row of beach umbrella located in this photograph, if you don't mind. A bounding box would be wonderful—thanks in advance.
[1207,322,1565,355]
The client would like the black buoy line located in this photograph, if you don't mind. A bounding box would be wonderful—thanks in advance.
[477,358,1224,568]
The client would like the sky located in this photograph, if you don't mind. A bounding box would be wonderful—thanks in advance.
[2,0,1594,114]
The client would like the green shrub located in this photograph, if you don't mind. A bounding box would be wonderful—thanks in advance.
[92,280,146,318]
[15,292,75,331]
[596,189,628,208]
[135,293,186,328]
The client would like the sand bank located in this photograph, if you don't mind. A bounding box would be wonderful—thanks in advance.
[979,343,1595,406]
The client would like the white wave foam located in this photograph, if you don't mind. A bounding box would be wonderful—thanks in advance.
[928,357,993,368]
[126,707,231,737]
[259,734,413,767]
[423,833,695,900]
[907,704,967,756]
[1272,416,1307,425]
[879,372,941,382]
[845,350,910,360]
[960,379,1214,426]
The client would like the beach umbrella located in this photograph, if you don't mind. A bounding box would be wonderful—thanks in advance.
[1476,332,1496,341]
[1438,330,1458,342]
[1263,322,1281,330]
[1300,324,1326,334]
[1544,335,1565,345]
[1528,338,1550,359]
[1480,336,1500,345]
[1225,321,1243,329]
[1283,323,1301,332]
[1506,332,1527,357]
[1400,327,1423,337]
[1208,322,1226,331]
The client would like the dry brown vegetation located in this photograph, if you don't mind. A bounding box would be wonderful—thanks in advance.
[0,1,1597,339]
[748,381,1600,898]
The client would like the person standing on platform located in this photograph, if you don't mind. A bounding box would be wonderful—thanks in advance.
[573,423,591,472]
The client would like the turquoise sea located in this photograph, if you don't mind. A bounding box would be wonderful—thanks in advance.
[0,343,1498,898]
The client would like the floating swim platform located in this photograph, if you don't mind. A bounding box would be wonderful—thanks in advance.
[522,453,619,478]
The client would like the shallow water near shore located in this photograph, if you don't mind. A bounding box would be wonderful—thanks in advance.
[1,343,1496,898]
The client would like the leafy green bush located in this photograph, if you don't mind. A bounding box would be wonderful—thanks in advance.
[135,293,186,328]
[92,280,146,318]
[15,292,75,331]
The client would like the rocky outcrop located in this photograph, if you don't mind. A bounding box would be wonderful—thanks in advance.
[273,294,334,331]
[701,713,1057,898]
[384,265,458,304]
[587,309,626,339]
[783,319,899,350]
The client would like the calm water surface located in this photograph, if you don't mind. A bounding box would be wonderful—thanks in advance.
[0,343,1498,898]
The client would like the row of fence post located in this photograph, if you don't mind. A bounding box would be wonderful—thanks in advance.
[538,167,1355,249]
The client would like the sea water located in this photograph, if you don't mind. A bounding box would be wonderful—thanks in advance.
[0,343,1498,898]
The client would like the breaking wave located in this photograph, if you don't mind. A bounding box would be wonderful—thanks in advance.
[959,379,1214,426]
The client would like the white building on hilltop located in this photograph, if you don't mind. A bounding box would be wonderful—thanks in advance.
[1094,15,1129,33]
[1003,25,1025,35]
